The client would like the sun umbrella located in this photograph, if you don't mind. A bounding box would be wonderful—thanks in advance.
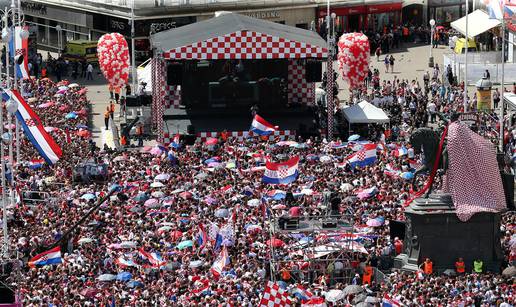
[342,284,364,296]
[69,83,79,88]
[127,280,144,288]
[324,289,344,302]
[150,181,164,188]
[247,199,260,207]
[65,112,78,119]
[365,296,381,303]
[189,260,204,268]
[81,193,96,200]
[207,162,222,168]
[205,138,218,145]
[134,193,149,202]
[170,230,183,241]
[179,191,192,199]
[245,224,262,233]
[215,208,229,218]
[27,97,37,103]
[195,172,207,179]
[154,173,170,181]
[115,271,132,281]
[54,93,63,98]
[502,266,516,277]
[319,155,332,163]
[366,218,383,227]
[151,191,165,198]
[150,147,164,155]
[144,198,160,208]
[266,238,285,248]
[177,240,193,250]
[78,237,94,244]
[119,241,137,248]
[97,274,117,282]
[37,102,54,108]
[80,288,98,298]
[58,85,68,91]
[57,89,67,94]
[348,134,360,141]
[58,105,70,112]
[341,183,354,192]
[76,124,88,129]
[158,225,172,233]
[400,172,414,180]
[129,206,143,213]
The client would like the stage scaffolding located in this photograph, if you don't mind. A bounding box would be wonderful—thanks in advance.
[268,213,358,286]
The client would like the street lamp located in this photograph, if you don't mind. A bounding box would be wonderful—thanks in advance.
[326,2,337,141]
[429,19,436,68]
[56,24,62,56]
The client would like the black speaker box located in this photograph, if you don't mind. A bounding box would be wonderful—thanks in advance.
[306,61,322,82]
[167,63,183,85]
[182,134,196,146]
[139,95,152,106]
[187,125,196,135]
[125,95,138,107]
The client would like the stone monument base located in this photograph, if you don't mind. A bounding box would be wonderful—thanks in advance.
[394,194,503,273]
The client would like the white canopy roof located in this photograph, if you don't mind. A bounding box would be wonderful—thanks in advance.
[504,92,516,110]
[342,100,390,124]
[451,9,501,38]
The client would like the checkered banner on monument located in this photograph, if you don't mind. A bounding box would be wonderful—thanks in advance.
[259,281,292,307]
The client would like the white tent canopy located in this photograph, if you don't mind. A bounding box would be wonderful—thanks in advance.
[342,100,390,124]
[137,59,152,94]
[451,9,500,38]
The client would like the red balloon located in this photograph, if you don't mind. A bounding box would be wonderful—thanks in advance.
[337,33,370,90]
[97,33,130,89]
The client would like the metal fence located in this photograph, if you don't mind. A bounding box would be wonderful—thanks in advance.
[444,52,516,85]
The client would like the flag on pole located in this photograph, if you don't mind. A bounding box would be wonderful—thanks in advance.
[137,248,166,268]
[2,89,62,165]
[28,246,62,268]
[486,0,504,19]
[250,114,277,136]
[210,246,229,278]
[259,281,292,307]
[8,26,30,79]
[262,156,300,184]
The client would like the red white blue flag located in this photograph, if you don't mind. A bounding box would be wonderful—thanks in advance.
[250,114,277,136]
[3,89,62,165]
[263,156,299,184]
[28,246,62,268]
[8,26,30,79]
[210,246,229,278]
[345,143,377,168]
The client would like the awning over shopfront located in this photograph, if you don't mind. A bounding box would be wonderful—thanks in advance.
[150,12,328,60]
[450,9,501,38]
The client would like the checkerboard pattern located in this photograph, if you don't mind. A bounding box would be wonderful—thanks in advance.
[163,30,327,60]
[287,60,315,106]
[259,281,292,307]
[356,150,366,161]
[164,85,182,110]
[162,130,295,146]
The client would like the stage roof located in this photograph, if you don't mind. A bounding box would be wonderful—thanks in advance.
[151,12,328,60]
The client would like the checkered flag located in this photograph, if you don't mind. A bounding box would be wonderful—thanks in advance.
[259,281,292,307]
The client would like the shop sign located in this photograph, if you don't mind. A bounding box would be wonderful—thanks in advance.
[135,16,195,37]
[244,11,280,19]
[21,2,47,15]
[366,3,402,14]
[318,6,367,17]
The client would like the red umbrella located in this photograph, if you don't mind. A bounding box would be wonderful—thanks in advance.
[80,288,98,298]
[205,138,218,145]
[170,230,183,241]
[179,191,192,199]
[267,238,285,248]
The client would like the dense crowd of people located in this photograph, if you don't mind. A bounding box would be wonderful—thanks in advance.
[0,53,512,306]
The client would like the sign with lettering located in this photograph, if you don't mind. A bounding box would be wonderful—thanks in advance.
[244,11,280,19]
[21,2,47,15]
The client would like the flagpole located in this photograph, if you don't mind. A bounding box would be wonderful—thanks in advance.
[1,7,9,260]
[500,17,505,152]
[464,0,469,111]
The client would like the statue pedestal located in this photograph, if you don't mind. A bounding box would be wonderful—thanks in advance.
[394,194,503,273]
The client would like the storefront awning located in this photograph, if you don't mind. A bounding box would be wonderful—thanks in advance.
[450,9,501,38]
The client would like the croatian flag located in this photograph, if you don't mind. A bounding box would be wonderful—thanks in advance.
[291,285,313,301]
[302,297,327,307]
[262,156,299,184]
[250,114,277,136]
[345,143,377,168]
[197,224,208,249]
[382,294,402,307]
[170,133,181,149]
[2,89,62,165]
[138,248,166,268]
[210,246,229,278]
[486,0,503,19]
[28,159,44,169]
[28,246,62,268]
[115,256,139,268]
[266,189,286,200]
[505,2,516,16]
[8,26,30,79]
[392,145,408,157]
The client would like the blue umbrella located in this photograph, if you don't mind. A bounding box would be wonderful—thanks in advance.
[116,272,132,281]
[81,193,96,200]
[126,280,144,288]
[76,124,88,129]
[348,134,360,141]
[134,193,149,202]
[400,172,414,180]
[65,112,78,119]
[177,240,193,250]
[109,183,121,193]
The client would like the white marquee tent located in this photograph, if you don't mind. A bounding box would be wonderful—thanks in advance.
[342,100,390,124]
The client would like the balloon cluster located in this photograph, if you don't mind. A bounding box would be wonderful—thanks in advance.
[337,33,370,90]
[97,33,130,89]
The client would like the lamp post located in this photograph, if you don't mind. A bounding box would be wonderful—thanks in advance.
[55,24,62,56]
[429,19,435,68]
[326,2,336,141]
[131,0,137,96]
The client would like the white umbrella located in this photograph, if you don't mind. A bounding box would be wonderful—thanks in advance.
[154,174,170,181]
[150,181,164,188]
[97,274,117,281]
[325,289,345,302]
[247,199,260,207]
[158,225,172,232]
[78,237,95,244]
[171,188,184,194]
[189,260,204,268]
[151,191,165,198]
[69,83,80,88]
[120,241,137,248]
[341,183,354,192]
